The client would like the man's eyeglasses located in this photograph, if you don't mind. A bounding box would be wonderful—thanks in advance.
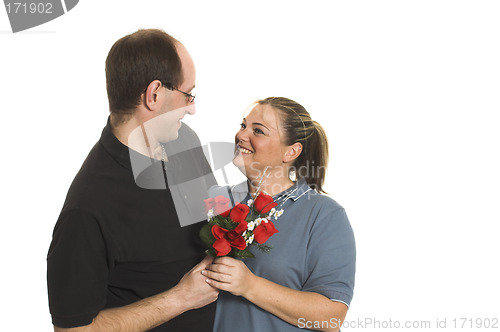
[163,83,196,103]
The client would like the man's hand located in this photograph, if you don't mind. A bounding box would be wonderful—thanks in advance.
[53,256,219,332]
[173,255,220,310]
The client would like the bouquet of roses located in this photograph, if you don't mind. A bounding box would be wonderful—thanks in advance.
[200,192,281,258]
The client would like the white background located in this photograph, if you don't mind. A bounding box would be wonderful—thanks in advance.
[1,1,499,331]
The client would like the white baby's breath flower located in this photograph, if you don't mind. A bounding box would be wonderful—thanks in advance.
[255,218,263,226]
[246,234,255,245]
[247,221,255,231]
[207,208,215,219]
[242,230,247,237]
[274,209,284,219]
[269,208,276,216]
[247,199,254,206]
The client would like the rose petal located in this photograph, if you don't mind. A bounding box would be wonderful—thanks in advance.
[253,220,279,244]
[212,238,232,256]
[211,225,228,240]
[234,220,248,234]
[229,203,250,223]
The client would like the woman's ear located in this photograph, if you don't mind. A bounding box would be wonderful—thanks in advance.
[283,142,302,163]
[143,80,163,110]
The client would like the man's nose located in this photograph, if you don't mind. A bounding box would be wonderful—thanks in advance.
[185,104,196,115]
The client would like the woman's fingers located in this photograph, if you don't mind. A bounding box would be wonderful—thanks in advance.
[206,263,231,274]
[202,269,231,283]
[202,259,253,297]
[204,277,230,291]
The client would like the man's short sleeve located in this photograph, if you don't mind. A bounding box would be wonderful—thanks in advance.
[47,209,109,328]
[302,205,356,307]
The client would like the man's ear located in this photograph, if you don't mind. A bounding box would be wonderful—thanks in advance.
[283,142,302,163]
[143,80,163,110]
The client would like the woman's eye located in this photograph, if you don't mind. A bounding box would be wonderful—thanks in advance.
[253,128,264,135]
[240,123,246,129]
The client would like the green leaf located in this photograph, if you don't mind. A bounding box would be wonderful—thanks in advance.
[234,249,255,259]
[211,215,239,231]
[205,248,217,257]
[200,224,216,247]
[253,243,272,254]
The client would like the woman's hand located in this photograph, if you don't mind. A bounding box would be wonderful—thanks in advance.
[202,256,257,297]
[203,256,347,332]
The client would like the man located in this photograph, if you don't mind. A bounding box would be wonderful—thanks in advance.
[47,29,218,331]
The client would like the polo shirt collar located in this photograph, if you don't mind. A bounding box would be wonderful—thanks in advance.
[276,178,313,202]
[231,178,313,203]
[100,117,133,171]
[230,181,250,195]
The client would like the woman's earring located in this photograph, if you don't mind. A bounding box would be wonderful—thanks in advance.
[289,168,297,182]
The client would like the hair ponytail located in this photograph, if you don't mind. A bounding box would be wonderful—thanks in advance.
[305,120,329,192]
[257,97,329,193]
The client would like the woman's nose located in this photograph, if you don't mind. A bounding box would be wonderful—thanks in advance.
[236,129,248,143]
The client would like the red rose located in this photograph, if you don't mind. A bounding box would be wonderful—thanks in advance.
[212,238,231,256]
[204,196,231,216]
[228,203,250,223]
[215,196,231,216]
[253,220,279,244]
[204,197,215,213]
[233,220,248,234]
[226,230,246,250]
[254,192,278,214]
[211,225,247,256]
[212,224,228,240]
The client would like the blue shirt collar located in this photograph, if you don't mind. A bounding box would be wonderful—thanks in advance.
[274,178,313,202]
[230,179,313,203]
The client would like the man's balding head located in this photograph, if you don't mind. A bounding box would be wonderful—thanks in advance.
[105,29,184,124]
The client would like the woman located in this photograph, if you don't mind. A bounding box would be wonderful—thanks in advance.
[202,97,355,332]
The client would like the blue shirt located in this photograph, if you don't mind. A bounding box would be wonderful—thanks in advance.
[210,180,356,331]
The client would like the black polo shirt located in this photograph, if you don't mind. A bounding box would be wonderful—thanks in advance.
[47,119,216,331]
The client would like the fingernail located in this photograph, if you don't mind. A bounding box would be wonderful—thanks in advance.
[201,270,206,275]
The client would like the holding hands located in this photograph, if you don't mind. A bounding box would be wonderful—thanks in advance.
[175,255,220,310]
[202,256,257,297]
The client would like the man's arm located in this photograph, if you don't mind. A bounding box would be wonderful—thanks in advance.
[53,256,218,332]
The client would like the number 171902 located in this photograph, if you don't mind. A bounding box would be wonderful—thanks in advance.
[5,2,53,14]
[452,318,499,329]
